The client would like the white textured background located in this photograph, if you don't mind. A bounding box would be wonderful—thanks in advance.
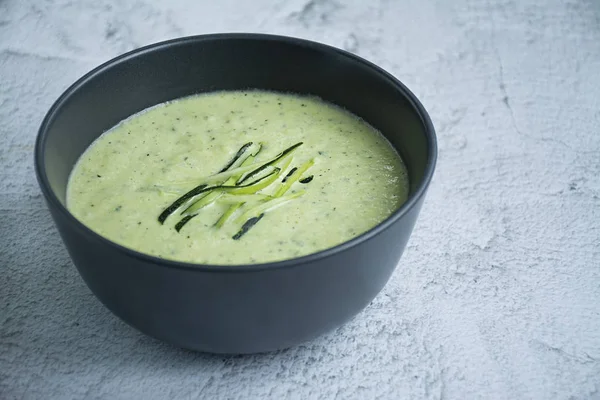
[1,0,600,399]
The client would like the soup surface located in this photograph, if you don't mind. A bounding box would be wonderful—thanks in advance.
[67,91,409,264]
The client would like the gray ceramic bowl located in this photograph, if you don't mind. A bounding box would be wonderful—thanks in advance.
[34,34,437,354]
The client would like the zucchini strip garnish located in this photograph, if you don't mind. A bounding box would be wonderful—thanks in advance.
[215,202,242,228]
[181,165,276,216]
[171,168,281,231]
[159,167,279,225]
[170,163,258,188]
[181,187,226,216]
[281,167,297,183]
[158,184,208,224]
[274,159,314,197]
[227,159,312,232]
[217,194,273,204]
[158,142,313,238]
[237,142,303,185]
[236,191,305,224]
[232,214,265,240]
[159,144,262,223]
[217,142,253,173]
[175,215,196,232]
[181,151,260,216]
[299,175,314,184]
[212,155,293,227]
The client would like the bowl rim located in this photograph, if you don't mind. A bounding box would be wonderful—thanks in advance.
[34,33,437,273]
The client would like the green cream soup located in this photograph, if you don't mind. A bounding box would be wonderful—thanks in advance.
[67,91,409,264]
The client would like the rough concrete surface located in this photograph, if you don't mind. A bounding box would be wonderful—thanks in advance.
[1,0,599,399]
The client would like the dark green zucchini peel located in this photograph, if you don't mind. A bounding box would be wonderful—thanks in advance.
[282,167,297,183]
[175,214,196,232]
[299,175,314,184]
[218,142,254,173]
[237,142,303,185]
[232,214,265,240]
[158,184,208,224]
